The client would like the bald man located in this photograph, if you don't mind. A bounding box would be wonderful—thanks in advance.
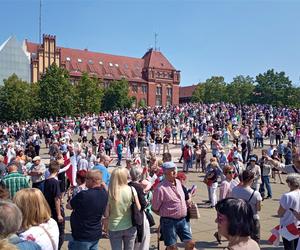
[68,170,108,250]
[93,155,111,186]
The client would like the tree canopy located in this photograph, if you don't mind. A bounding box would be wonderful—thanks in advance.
[101,78,134,111]
[0,67,300,122]
[74,73,103,114]
[38,64,75,118]
[0,74,34,121]
[191,69,300,107]
[254,69,292,106]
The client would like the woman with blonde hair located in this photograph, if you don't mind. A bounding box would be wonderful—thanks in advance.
[106,167,141,250]
[13,188,59,250]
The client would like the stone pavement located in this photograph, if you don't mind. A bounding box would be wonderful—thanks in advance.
[39,139,285,249]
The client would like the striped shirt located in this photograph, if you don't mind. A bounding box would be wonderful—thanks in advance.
[3,172,29,198]
[152,178,187,219]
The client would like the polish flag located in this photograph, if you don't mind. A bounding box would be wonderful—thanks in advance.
[268,224,300,246]
[65,153,77,187]
[268,225,280,246]
[279,223,300,241]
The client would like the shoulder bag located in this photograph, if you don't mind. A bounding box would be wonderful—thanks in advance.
[189,201,200,219]
[130,186,143,226]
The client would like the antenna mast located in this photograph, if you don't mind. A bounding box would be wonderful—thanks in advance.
[39,0,42,44]
[154,33,158,51]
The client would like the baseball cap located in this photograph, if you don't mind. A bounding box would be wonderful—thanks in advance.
[162,161,176,169]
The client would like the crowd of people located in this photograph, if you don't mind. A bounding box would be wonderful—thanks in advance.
[0,103,299,250]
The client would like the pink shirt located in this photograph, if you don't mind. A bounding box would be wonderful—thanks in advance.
[152,179,187,219]
[219,179,240,200]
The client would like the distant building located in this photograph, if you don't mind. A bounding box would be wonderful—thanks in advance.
[179,85,197,103]
[0,37,31,83]
[24,35,180,107]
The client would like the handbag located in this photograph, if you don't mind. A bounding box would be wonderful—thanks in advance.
[145,209,155,227]
[203,177,213,187]
[130,186,143,226]
[189,202,200,219]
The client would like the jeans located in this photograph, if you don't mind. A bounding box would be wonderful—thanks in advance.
[117,154,122,165]
[105,149,111,156]
[183,159,192,172]
[260,176,272,198]
[109,226,137,250]
[160,217,192,247]
[68,238,99,250]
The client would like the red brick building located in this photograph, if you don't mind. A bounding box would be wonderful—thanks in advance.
[25,35,180,107]
[179,85,197,103]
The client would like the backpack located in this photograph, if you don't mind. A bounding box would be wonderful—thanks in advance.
[105,139,112,149]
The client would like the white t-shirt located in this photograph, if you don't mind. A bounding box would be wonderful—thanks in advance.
[279,190,300,227]
[20,218,59,250]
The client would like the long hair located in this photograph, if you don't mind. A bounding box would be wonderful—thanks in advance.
[108,167,128,201]
[13,188,51,230]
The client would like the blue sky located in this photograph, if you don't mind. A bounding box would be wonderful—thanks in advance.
[1,0,300,86]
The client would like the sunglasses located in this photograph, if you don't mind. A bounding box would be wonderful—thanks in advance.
[226,171,235,174]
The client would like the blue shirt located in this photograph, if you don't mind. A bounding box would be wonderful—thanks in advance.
[93,164,110,186]
[9,235,41,250]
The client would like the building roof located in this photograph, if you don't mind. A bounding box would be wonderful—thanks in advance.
[142,48,175,70]
[179,85,197,98]
[25,40,177,82]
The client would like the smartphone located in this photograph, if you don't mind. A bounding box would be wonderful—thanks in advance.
[289,208,295,212]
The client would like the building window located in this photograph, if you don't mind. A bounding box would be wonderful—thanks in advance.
[156,86,162,106]
[167,87,172,106]
[132,83,138,93]
[142,84,148,94]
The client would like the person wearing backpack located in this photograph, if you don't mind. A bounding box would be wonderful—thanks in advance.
[104,137,112,156]
[231,170,262,244]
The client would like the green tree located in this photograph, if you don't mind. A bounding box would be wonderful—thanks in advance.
[74,73,103,114]
[102,79,134,111]
[254,69,292,106]
[0,74,33,121]
[227,75,255,104]
[202,76,228,103]
[38,64,74,118]
[287,87,300,108]
[191,83,205,103]
[138,98,147,107]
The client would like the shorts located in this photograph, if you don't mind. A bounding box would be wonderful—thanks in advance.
[160,217,192,246]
